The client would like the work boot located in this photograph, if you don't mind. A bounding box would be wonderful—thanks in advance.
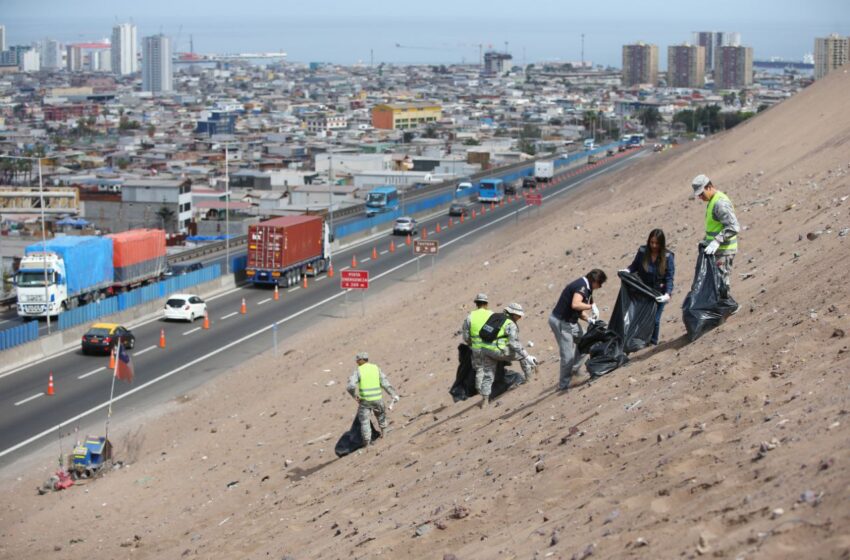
[480,395,490,409]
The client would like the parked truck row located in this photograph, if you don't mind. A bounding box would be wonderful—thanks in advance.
[16,229,167,318]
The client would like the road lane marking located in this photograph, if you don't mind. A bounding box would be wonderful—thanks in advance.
[0,151,647,458]
[78,367,105,379]
[221,312,238,320]
[361,257,371,262]
[340,266,350,272]
[314,276,326,282]
[380,250,389,255]
[183,327,201,336]
[14,393,43,406]
[257,298,271,305]
[134,345,157,356]
[288,286,301,293]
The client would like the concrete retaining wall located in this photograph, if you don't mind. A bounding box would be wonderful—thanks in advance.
[0,275,236,375]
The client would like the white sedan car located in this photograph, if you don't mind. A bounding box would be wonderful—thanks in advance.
[164,293,207,322]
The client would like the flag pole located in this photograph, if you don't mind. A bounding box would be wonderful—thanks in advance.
[105,342,120,441]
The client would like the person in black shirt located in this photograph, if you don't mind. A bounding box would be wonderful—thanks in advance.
[549,269,607,391]
[623,229,675,345]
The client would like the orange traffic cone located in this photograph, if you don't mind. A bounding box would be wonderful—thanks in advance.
[480,204,486,215]
[273,284,280,301]
[372,247,378,260]
[406,234,411,246]
[240,298,247,315]
[448,217,453,228]
[302,275,308,288]
[203,313,210,329]
[109,347,116,369]
[435,222,441,233]
[328,263,334,278]
[500,198,504,207]
[389,240,395,253]
[460,212,465,223]
[471,209,476,219]
[351,254,357,268]
[47,371,55,396]
[159,329,166,348]
[421,227,427,239]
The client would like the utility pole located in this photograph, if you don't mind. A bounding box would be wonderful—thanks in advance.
[581,33,585,66]
[328,153,334,238]
[224,143,230,274]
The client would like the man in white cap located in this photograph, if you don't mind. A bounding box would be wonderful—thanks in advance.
[461,293,493,399]
[477,302,537,408]
[347,352,400,448]
[692,174,740,298]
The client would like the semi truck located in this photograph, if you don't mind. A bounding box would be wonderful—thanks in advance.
[16,229,167,318]
[477,178,504,203]
[534,160,554,183]
[245,216,332,288]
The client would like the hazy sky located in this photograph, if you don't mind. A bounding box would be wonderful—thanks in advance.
[2,0,848,65]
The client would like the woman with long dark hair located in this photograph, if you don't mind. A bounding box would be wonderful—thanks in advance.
[624,229,675,345]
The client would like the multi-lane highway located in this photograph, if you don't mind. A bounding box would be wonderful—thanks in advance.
[0,149,647,464]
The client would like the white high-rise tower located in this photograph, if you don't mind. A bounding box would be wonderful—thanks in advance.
[111,23,137,75]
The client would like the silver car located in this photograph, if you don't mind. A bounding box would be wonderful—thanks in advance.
[392,216,418,235]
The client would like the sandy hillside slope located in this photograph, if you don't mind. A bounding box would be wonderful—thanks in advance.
[1,67,849,560]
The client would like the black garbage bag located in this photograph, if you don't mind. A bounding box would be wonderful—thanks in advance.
[608,271,661,353]
[577,321,629,377]
[334,415,382,458]
[682,245,740,342]
[449,343,524,402]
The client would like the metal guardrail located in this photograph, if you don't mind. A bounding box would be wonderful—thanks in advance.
[166,235,248,265]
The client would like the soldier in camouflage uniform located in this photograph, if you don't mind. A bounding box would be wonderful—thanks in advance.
[461,293,493,401]
[478,303,538,408]
[346,352,400,448]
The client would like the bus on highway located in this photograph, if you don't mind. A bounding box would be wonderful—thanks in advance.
[477,178,504,203]
[622,133,645,147]
[365,185,400,216]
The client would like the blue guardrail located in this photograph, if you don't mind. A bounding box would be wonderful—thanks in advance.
[57,265,221,331]
[0,321,39,351]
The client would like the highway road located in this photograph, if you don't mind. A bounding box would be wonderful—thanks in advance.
[0,148,647,465]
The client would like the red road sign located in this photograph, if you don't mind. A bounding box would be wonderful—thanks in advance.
[341,269,369,289]
[414,239,439,255]
[525,193,543,206]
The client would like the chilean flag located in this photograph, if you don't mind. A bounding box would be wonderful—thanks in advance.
[114,342,134,384]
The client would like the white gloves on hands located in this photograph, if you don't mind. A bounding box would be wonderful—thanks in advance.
[704,239,720,255]
[618,268,630,274]
[656,293,671,304]
[590,303,600,322]
[524,355,538,367]
[389,394,400,410]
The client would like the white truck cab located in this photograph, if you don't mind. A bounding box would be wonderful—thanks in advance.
[15,253,68,317]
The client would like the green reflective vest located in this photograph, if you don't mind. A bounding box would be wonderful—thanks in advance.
[705,191,738,252]
[479,318,514,353]
[358,363,383,401]
[468,308,493,349]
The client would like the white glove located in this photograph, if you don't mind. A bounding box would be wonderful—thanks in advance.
[590,303,600,322]
[392,395,400,403]
[524,355,538,367]
[618,268,630,274]
[656,293,671,303]
[704,239,720,255]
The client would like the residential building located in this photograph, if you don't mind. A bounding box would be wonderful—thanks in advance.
[40,39,62,70]
[483,51,512,76]
[371,102,441,130]
[693,32,716,72]
[303,112,348,134]
[142,34,172,93]
[622,42,658,87]
[693,32,742,72]
[714,32,741,71]
[195,110,237,136]
[0,25,6,52]
[122,179,192,233]
[814,34,849,80]
[66,44,83,72]
[20,49,40,72]
[667,44,705,88]
[715,46,753,89]
[111,23,137,75]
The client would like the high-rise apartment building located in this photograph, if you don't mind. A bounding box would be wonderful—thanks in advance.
[693,31,742,72]
[668,44,705,88]
[40,39,62,70]
[66,44,83,72]
[142,34,173,93]
[715,46,753,89]
[814,34,849,80]
[0,25,6,52]
[20,50,40,72]
[111,23,137,75]
[622,42,658,87]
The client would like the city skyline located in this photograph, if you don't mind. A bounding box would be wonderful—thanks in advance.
[1,1,847,67]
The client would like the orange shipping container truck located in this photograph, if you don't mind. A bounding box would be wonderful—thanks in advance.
[246,216,331,287]
[107,229,167,286]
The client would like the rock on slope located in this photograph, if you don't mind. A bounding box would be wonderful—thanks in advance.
[1,67,849,560]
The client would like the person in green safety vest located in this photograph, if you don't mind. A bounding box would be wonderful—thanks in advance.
[346,352,400,449]
[692,174,740,298]
[461,292,493,401]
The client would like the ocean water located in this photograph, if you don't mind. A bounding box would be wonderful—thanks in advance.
[3,14,846,67]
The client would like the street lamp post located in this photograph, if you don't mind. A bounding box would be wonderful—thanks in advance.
[1,154,51,334]
[224,143,230,275]
[327,154,334,240]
